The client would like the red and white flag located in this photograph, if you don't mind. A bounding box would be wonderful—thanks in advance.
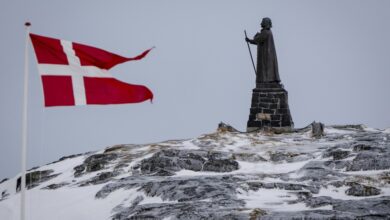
[30,33,154,107]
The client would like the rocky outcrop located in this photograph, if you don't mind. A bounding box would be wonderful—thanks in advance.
[347,151,390,171]
[139,149,239,175]
[217,122,239,132]
[345,182,381,197]
[74,153,118,177]
[311,121,324,138]
[16,170,59,191]
[1,125,390,220]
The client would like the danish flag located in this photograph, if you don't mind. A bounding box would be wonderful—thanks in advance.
[30,33,154,107]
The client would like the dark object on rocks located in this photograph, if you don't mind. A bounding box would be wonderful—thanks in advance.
[345,183,381,197]
[217,122,238,132]
[311,121,324,138]
[16,170,59,192]
[74,153,118,177]
[246,18,293,132]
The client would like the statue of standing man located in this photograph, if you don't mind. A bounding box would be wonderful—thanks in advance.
[246,17,280,84]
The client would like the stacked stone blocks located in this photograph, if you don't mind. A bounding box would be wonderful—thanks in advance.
[247,83,293,131]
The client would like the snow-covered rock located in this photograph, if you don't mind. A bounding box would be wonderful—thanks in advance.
[1,125,390,219]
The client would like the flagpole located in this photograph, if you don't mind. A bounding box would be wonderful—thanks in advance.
[21,21,31,220]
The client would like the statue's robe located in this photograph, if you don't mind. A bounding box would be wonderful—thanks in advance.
[251,29,280,83]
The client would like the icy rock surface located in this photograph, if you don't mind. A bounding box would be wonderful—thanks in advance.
[1,125,390,219]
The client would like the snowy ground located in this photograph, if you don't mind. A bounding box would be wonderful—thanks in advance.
[1,125,390,219]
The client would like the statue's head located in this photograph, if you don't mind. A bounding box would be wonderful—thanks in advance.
[261,17,272,29]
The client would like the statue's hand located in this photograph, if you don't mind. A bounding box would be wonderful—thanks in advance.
[245,37,250,42]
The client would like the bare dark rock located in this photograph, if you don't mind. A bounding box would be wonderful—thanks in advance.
[104,145,129,153]
[345,183,381,197]
[329,181,345,188]
[80,171,117,186]
[269,151,307,163]
[112,200,248,220]
[291,196,390,219]
[217,122,239,132]
[297,161,345,182]
[177,153,206,171]
[353,143,373,151]
[152,169,175,176]
[324,160,351,170]
[261,210,355,220]
[0,178,8,184]
[140,150,182,174]
[203,159,239,172]
[323,149,350,160]
[311,121,324,138]
[247,181,319,194]
[16,170,59,192]
[233,153,267,162]
[73,164,85,176]
[303,196,334,208]
[347,152,390,171]
[43,182,69,190]
[332,196,390,216]
[0,190,9,201]
[85,154,118,172]
[140,149,238,175]
[74,153,118,177]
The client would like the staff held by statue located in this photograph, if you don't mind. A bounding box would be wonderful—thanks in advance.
[244,30,256,76]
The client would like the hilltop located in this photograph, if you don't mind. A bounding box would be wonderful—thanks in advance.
[1,124,390,219]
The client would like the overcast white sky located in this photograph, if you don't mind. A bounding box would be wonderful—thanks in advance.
[1,0,390,180]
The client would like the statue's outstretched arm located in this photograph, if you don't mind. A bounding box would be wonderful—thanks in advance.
[246,37,257,45]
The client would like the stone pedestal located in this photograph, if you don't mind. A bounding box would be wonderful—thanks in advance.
[247,83,294,132]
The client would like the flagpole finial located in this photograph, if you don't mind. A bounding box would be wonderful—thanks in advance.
[24,22,31,27]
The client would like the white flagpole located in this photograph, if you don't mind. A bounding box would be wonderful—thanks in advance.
[21,22,31,220]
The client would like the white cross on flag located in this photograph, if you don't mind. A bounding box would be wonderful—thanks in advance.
[30,33,154,107]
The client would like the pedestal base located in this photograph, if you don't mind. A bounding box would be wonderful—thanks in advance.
[247,83,294,132]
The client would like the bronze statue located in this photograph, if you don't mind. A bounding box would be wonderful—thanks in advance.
[246,17,280,83]
[245,17,294,131]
